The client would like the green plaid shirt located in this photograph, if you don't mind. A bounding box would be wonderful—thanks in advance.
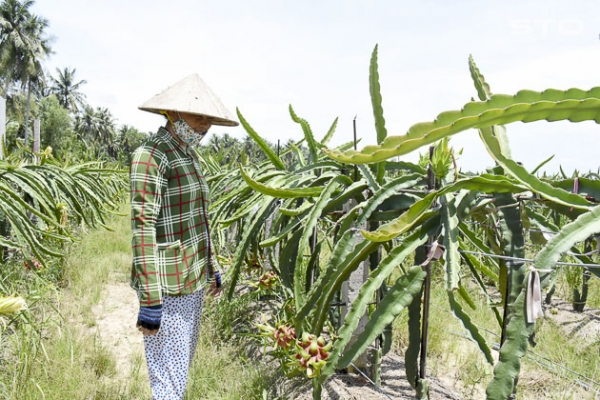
[130,127,214,307]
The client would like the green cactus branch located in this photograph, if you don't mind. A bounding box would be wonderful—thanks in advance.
[320,117,339,146]
[237,108,287,171]
[479,126,593,210]
[320,225,432,380]
[448,291,494,365]
[324,87,600,164]
[289,105,320,162]
[239,166,325,198]
[363,174,529,242]
[369,44,388,184]
[486,194,531,400]
[468,54,492,101]
[334,265,427,374]
[225,198,279,299]
[535,205,600,287]
[294,176,346,310]
[441,193,460,291]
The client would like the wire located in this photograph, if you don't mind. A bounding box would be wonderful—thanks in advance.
[418,240,600,269]
[457,249,600,269]
[349,362,394,400]
[525,346,600,392]
[464,220,573,239]
[431,305,600,393]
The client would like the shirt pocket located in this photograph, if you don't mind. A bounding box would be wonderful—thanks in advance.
[156,240,189,293]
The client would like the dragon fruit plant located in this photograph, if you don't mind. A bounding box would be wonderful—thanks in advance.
[255,321,303,377]
[210,45,600,399]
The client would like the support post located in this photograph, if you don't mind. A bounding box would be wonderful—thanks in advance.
[341,198,370,373]
[0,96,5,159]
[33,119,40,153]
[353,116,358,182]
[33,119,40,164]
[418,146,436,395]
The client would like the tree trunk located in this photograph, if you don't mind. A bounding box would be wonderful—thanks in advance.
[33,119,40,163]
[24,79,32,147]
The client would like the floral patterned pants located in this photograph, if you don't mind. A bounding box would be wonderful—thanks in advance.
[143,289,205,400]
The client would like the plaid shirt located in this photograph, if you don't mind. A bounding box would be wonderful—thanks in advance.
[130,127,214,307]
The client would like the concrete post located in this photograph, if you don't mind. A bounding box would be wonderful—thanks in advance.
[263,207,278,271]
[33,119,40,153]
[0,96,5,159]
[341,198,371,373]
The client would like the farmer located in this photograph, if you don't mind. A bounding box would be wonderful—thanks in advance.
[130,74,238,399]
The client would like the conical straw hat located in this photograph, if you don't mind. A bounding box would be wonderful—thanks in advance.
[139,74,239,127]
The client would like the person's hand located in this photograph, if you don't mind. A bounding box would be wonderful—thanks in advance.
[137,305,162,336]
[206,278,222,297]
[206,270,222,297]
[137,322,159,336]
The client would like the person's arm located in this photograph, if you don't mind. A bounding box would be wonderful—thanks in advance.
[130,144,167,331]
[195,165,221,296]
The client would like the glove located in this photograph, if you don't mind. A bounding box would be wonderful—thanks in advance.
[137,305,162,331]
[214,270,222,288]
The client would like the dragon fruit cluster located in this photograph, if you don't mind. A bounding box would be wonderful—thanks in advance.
[291,332,332,378]
[273,324,296,349]
[258,271,278,290]
[256,322,296,349]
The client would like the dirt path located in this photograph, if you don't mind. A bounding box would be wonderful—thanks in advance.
[293,353,463,400]
[90,282,145,380]
[544,297,600,346]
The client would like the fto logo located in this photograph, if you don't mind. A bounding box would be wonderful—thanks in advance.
[509,19,584,36]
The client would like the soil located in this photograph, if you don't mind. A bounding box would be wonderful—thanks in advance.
[543,297,600,346]
[90,282,145,382]
[86,282,600,399]
[89,281,464,399]
[291,354,463,400]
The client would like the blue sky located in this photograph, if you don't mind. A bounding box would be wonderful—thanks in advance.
[32,0,600,174]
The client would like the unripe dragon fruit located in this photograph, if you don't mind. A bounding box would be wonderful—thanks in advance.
[258,271,278,290]
[24,259,42,270]
[291,332,332,378]
[256,322,296,350]
[273,325,296,349]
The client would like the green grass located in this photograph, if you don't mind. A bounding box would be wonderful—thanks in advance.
[0,204,273,399]
[0,205,143,399]
[4,203,599,399]
[392,261,600,399]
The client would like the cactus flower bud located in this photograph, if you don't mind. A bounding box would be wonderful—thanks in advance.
[0,296,26,317]
[301,331,311,345]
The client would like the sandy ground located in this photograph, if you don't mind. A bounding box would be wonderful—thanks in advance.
[291,353,464,400]
[89,281,464,399]
[85,282,600,399]
[90,282,145,380]
[544,297,600,346]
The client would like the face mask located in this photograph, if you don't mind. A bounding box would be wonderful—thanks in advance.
[173,119,207,147]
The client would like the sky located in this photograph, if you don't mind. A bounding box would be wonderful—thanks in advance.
[30,0,600,174]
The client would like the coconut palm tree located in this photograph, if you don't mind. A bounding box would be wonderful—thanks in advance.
[50,67,87,113]
[0,0,52,146]
[74,105,100,150]
[74,106,116,158]
[95,107,116,156]
[116,124,146,165]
